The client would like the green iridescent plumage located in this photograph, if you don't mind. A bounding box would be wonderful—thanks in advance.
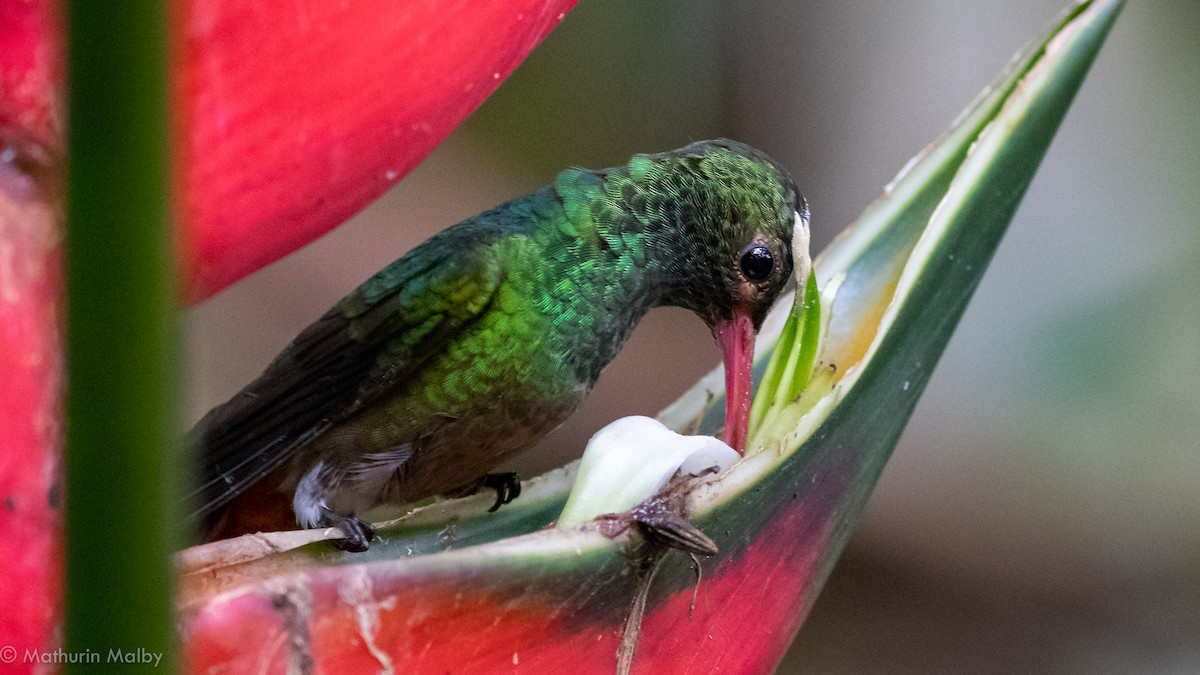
[190,139,805,550]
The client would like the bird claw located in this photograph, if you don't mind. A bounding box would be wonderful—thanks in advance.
[445,472,522,512]
[482,472,522,512]
[320,507,376,552]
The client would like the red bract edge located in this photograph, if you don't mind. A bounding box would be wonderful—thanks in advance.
[0,161,63,674]
[176,0,578,302]
[0,0,60,155]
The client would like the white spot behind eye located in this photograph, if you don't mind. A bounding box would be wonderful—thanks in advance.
[792,210,812,288]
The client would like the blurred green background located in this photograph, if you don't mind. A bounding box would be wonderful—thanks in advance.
[186,1,1199,671]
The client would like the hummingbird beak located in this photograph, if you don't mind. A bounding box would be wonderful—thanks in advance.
[714,311,756,455]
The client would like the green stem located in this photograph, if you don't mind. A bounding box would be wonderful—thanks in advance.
[64,1,177,670]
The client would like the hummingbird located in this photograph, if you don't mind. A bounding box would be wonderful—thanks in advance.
[190,139,807,551]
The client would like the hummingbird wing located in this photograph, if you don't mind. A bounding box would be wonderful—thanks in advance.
[188,230,507,522]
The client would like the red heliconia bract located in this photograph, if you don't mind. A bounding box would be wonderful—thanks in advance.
[181,471,848,674]
[0,0,60,154]
[175,0,578,302]
[1,0,63,663]
[0,157,63,675]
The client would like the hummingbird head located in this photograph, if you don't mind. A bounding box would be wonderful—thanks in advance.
[635,139,809,453]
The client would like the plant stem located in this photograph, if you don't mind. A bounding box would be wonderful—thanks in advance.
[64,1,178,669]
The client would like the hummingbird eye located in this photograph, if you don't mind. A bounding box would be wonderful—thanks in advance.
[739,244,774,282]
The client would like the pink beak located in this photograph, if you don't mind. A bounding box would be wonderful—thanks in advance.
[714,312,756,455]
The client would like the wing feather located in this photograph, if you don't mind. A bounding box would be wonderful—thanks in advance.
[188,225,509,524]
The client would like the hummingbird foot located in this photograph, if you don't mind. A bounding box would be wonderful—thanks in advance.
[444,472,522,512]
[482,472,522,512]
[319,506,376,552]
